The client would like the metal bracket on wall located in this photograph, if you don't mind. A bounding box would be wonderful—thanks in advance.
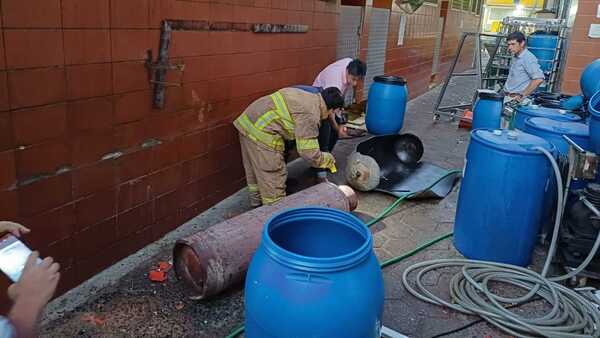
[145,49,185,88]
[148,19,310,109]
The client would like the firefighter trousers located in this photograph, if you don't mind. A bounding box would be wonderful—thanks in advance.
[239,134,287,206]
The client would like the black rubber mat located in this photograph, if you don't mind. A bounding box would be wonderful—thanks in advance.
[356,134,461,199]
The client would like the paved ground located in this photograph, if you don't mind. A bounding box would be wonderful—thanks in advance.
[40,77,549,337]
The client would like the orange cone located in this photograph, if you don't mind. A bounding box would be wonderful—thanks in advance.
[459,109,473,129]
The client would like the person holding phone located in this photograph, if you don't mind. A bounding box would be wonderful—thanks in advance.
[0,221,60,338]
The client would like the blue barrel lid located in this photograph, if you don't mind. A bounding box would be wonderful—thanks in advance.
[477,89,504,101]
[373,75,406,86]
[471,129,554,155]
[525,117,589,137]
[515,105,581,121]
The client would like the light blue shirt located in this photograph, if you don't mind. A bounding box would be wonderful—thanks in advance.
[504,48,545,94]
[0,317,15,338]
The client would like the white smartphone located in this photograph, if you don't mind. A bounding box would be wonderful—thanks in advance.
[0,234,39,282]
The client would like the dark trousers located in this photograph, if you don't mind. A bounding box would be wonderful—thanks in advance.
[315,117,340,174]
[318,118,339,152]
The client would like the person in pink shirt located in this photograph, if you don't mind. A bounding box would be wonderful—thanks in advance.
[313,58,366,98]
[312,58,367,181]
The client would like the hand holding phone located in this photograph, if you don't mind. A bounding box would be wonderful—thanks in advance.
[0,235,41,282]
[7,251,60,305]
[5,251,60,338]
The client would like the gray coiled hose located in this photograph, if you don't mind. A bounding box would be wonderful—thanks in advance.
[402,147,600,337]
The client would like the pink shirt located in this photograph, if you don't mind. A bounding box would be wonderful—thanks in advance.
[312,58,352,95]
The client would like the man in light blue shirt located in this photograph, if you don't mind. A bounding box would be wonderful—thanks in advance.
[503,31,545,101]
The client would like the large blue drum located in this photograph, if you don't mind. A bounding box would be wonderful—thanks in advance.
[523,117,590,214]
[589,90,600,154]
[245,207,384,338]
[513,105,581,130]
[366,76,408,135]
[454,129,555,266]
[581,59,600,99]
[523,118,590,156]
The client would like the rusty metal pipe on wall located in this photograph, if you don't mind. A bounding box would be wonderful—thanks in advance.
[173,183,358,299]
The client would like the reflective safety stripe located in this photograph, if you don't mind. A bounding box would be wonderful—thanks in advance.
[271,92,293,122]
[247,184,259,192]
[233,91,295,151]
[296,138,319,151]
[262,195,284,205]
[254,110,279,130]
[234,115,285,152]
[270,92,295,136]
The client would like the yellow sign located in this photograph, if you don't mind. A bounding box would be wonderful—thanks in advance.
[491,21,502,32]
[486,0,542,8]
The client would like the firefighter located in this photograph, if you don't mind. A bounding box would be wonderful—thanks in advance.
[233,87,345,206]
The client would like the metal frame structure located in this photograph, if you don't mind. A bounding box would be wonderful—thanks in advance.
[432,32,505,121]
[432,16,569,122]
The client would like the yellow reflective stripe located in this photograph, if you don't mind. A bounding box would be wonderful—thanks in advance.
[255,110,279,130]
[235,115,285,151]
[271,92,292,121]
[296,138,319,151]
[270,92,295,135]
[262,195,283,205]
[247,184,258,192]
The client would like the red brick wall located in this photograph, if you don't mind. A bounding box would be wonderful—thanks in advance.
[386,4,440,98]
[362,1,480,99]
[438,8,479,78]
[561,0,600,94]
[0,0,339,311]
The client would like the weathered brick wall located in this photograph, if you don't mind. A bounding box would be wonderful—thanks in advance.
[437,7,480,82]
[385,4,440,98]
[356,1,480,100]
[0,0,339,310]
[561,0,600,94]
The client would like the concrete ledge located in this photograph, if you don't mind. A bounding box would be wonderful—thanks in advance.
[42,189,250,324]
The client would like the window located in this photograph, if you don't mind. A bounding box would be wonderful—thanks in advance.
[462,0,472,11]
[471,0,482,14]
[451,0,464,10]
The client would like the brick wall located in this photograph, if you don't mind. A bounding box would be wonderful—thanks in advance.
[360,0,480,99]
[438,8,479,77]
[561,0,600,94]
[0,0,339,311]
[386,4,440,98]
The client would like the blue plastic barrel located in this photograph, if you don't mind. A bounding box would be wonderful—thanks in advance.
[528,33,559,73]
[581,59,600,99]
[524,118,590,156]
[589,90,600,154]
[472,89,504,130]
[454,129,554,266]
[513,105,581,130]
[524,117,590,192]
[366,76,408,135]
[245,207,384,338]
